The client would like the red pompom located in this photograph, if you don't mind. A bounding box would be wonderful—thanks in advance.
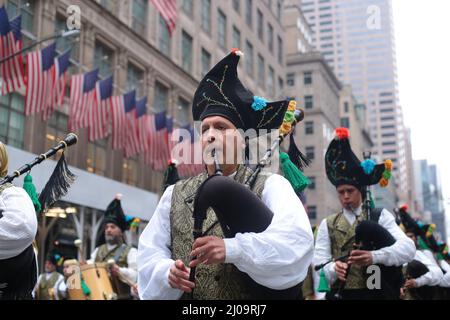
[335,127,349,140]
[400,204,409,212]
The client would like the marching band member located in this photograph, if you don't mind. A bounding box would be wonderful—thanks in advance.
[137,49,314,300]
[34,253,64,300]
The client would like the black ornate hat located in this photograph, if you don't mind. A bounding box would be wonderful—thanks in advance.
[325,128,393,188]
[104,195,128,232]
[192,49,288,132]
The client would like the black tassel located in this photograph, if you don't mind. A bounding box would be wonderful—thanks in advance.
[288,131,311,171]
[162,160,180,192]
[38,152,76,212]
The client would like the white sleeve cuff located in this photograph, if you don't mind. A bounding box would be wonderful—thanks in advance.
[224,238,241,264]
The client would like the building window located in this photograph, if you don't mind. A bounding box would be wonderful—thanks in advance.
[340,117,350,128]
[154,81,169,112]
[132,0,147,35]
[87,139,107,176]
[278,77,284,96]
[158,14,171,57]
[257,9,264,42]
[277,36,283,64]
[123,158,138,186]
[0,93,25,149]
[245,41,254,77]
[201,48,211,78]
[246,0,253,29]
[99,0,118,14]
[277,0,282,20]
[46,111,68,152]
[233,0,240,13]
[181,30,193,73]
[177,97,190,126]
[94,41,114,79]
[232,26,241,49]
[304,71,312,85]
[287,73,295,86]
[305,121,314,134]
[6,0,35,35]
[267,23,274,53]
[201,0,211,33]
[257,54,265,89]
[55,15,79,73]
[126,63,144,97]
[344,102,349,113]
[305,146,315,160]
[217,9,227,50]
[307,205,317,219]
[267,66,275,97]
[304,95,313,109]
[181,0,193,17]
[308,176,316,190]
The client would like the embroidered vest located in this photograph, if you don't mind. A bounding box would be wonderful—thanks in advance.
[170,166,269,300]
[38,272,60,300]
[327,211,369,290]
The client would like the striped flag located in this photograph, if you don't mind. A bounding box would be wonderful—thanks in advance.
[24,42,57,116]
[43,49,71,120]
[136,96,150,152]
[150,0,177,36]
[146,112,170,170]
[69,69,99,131]
[111,91,134,151]
[88,75,113,141]
[124,91,141,158]
[176,126,203,177]
[0,7,25,95]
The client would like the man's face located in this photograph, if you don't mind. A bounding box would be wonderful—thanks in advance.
[201,116,242,166]
[105,223,122,244]
[336,184,362,210]
[44,261,56,273]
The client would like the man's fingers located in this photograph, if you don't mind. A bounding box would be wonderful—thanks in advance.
[192,236,212,250]
[171,266,190,280]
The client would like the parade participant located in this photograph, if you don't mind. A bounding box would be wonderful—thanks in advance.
[88,195,137,300]
[0,141,38,300]
[137,49,314,300]
[34,253,64,300]
[313,128,415,300]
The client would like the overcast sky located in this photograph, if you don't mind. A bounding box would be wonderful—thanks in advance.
[392,0,450,240]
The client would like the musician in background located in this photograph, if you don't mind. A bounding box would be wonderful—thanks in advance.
[313,128,415,300]
[0,141,38,300]
[88,195,137,300]
[138,49,314,300]
[34,253,64,300]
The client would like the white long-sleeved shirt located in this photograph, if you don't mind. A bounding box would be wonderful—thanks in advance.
[413,250,443,287]
[0,186,37,259]
[439,260,450,287]
[313,206,416,286]
[137,173,314,300]
[89,244,138,283]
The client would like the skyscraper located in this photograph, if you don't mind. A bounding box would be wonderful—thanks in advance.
[300,0,412,206]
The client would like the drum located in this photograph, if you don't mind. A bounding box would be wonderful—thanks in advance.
[79,263,117,300]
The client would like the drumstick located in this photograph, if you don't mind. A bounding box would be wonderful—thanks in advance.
[106,259,136,287]
[74,239,85,264]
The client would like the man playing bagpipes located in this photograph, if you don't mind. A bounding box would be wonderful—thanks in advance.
[397,205,447,299]
[0,142,38,300]
[87,195,138,300]
[137,49,314,300]
[313,128,415,300]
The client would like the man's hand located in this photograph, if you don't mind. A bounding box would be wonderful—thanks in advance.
[110,263,121,278]
[404,279,417,289]
[168,260,195,293]
[189,236,225,268]
[347,250,373,266]
[335,261,349,281]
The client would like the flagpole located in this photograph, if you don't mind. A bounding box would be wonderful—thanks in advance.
[0,30,80,64]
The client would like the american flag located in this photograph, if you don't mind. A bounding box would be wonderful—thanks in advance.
[43,49,71,120]
[0,8,25,95]
[145,112,170,170]
[136,96,150,152]
[150,0,177,36]
[124,91,141,158]
[88,75,113,142]
[69,69,99,131]
[111,91,135,150]
[24,42,57,116]
[175,126,204,177]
